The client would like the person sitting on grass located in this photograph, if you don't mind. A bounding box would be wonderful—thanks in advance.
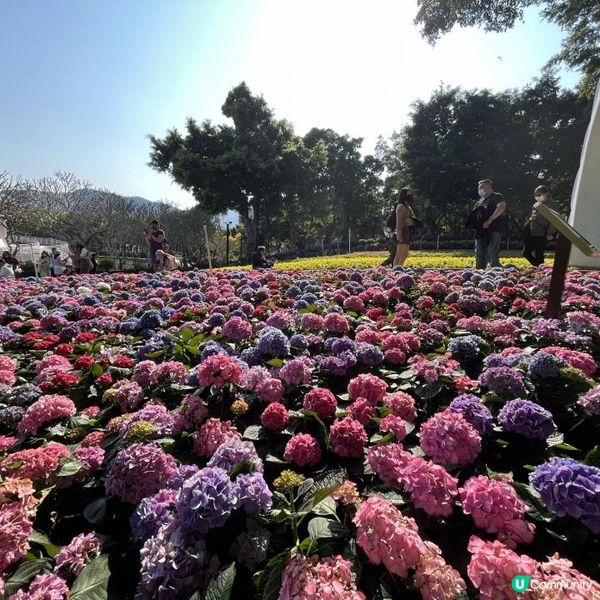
[252,246,274,269]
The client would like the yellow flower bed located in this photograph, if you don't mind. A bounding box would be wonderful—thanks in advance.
[271,251,544,271]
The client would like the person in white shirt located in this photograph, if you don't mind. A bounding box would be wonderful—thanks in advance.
[0,259,16,278]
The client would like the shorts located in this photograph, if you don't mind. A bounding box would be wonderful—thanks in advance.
[398,227,410,245]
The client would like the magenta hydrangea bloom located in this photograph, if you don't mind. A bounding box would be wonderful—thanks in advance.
[284,433,321,467]
[0,502,32,575]
[260,402,290,431]
[105,443,176,504]
[329,417,368,458]
[193,418,241,457]
[420,410,481,466]
[10,573,69,600]
[303,387,337,419]
[111,380,145,412]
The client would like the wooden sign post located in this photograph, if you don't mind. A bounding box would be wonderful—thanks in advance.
[534,202,600,318]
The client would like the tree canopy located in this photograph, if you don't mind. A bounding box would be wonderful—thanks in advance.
[414,0,600,98]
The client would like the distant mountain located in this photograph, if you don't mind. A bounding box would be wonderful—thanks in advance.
[128,196,156,209]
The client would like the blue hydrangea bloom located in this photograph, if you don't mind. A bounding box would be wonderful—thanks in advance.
[448,394,494,436]
[498,398,555,439]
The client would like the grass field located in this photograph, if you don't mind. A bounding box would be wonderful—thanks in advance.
[231,250,549,271]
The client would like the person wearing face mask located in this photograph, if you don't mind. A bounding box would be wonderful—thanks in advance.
[465,179,507,269]
[393,187,416,267]
[522,185,557,267]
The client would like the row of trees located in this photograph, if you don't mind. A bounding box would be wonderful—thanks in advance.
[149,74,591,257]
[0,172,221,265]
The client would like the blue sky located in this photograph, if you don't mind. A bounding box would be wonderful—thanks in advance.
[0,0,579,207]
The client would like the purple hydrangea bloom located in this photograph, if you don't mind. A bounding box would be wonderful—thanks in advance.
[54,533,101,576]
[279,356,313,386]
[0,325,16,343]
[479,366,525,395]
[328,337,356,355]
[484,352,529,369]
[166,463,201,490]
[319,350,357,376]
[448,394,494,436]
[207,439,264,474]
[355,342,384,366]
[529,352,566,380]
[530,458,600,533]
[138,521,215,600]
[105,443,176,504]
[235,472,273,517]
[447,335,485,361]
[176,467,239,534]
[131,489,178,541]
[498,399,555,440]
[577,386,600,416]
[257,327,290,357]
[119,403,175,438]
[0,405,26,427]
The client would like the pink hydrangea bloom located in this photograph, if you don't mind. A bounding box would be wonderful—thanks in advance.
[347,398,376,424]
[54,532,101,576]
[111,379,145,412]
[0,442,70,480]
[323,312,349,333]
[414,541,467,600]
[467,536,538,600]
[10,573,69,600]
[420,410,481,466]
[260,402,290,431]
[0,370,16,385]
[173,394,209,433]
[132,360,158,387]
[0,355,16,371]
[460,476,534,548]
[303,388,337,419]
[354,496,426,578]
[194,418,242,457]
[197,354,244,388]
[538,554,600,599]
[279,554,365,600]
[331,480,360,505]
[256,377,284,403]
[301,313,324,331]
[280,356,313,386]
[0,502,32,575]
[154,361,188,384]
[284,433,321,467]
[379,415,407,440]
[347,374,387,404]
[329,417,368,458]
[18,394,76,435]
[241,366,271,392]
[382,391,416,421]
[0,435,17,451]
[222,316,253,341]
[35,354,71,376]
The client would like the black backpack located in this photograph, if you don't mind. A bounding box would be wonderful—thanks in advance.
[386,206,397,230]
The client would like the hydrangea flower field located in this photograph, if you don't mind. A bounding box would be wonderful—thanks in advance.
[0,266,599,599]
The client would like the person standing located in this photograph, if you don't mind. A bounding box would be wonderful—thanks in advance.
[0,258,15,278]
[38,251,51,277]
[144,220,167,270]
[381,201,398,267]
[522,185,557,266]
[466,179,507,269]
[393,188,416,267]
[76,243,92,274]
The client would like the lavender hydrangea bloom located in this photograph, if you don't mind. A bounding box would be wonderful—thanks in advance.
[479,366,525,395]
[0,325,16,343]
[529,352,566,380]
[484,352,529,369]
[207,439,264,474]
[235,472,273,516]
[131,489,178,541]
[138,521,215,600]
[0,405,26,428]
[577,386,600,416]
[176,467,239,534]
[166,463,201,490]
[119,403,175,438]
[498,399,556,440]
[530,458,600,533]
[257,327,290,357]
[448,394,494,436]
[447,335,485,361]
[319,350,357,376]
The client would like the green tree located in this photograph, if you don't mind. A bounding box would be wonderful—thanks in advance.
[414,0,600,98]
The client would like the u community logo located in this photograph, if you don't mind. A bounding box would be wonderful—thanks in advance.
[512,575,594,594]
[512,576,531,593]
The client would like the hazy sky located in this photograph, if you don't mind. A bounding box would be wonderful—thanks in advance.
[0,0,579,207]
